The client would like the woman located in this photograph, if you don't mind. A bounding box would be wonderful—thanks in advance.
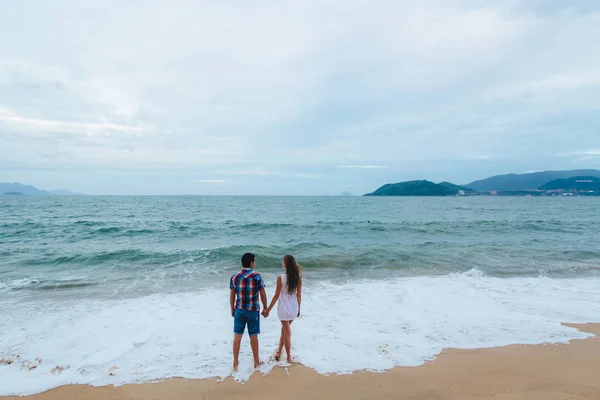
[263,254,302,363]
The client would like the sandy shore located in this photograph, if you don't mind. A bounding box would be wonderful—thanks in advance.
[4,323,599,400]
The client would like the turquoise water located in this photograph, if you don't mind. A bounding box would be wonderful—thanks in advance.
[1,196,599,300]
[2,196,600,395]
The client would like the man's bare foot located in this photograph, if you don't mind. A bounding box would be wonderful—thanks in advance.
[233,361,239,372]
[254,360,263,369]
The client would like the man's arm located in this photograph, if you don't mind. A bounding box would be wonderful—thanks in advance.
[259,288,268,312]
[264,276,282,317]
[230,289,236,317]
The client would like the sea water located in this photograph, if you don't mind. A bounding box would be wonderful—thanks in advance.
[1,196,599,395]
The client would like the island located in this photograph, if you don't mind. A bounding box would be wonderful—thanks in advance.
[538,176,600,192]
[365,180,471,196]
[0,183,82,196]
[364,170,600,197]
[465,169,600,192]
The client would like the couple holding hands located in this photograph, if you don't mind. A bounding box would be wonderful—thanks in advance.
[229,253,302,371]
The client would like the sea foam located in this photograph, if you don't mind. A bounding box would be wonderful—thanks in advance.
[1,272,600,396]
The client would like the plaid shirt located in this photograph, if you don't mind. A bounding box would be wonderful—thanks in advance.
[230,268,265,312]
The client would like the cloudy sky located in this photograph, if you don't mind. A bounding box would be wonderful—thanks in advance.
[1,0,599,195]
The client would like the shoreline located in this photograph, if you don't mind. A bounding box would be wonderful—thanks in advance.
[3,323,599,400]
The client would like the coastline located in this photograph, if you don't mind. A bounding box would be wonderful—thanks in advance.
[3,323,599,400]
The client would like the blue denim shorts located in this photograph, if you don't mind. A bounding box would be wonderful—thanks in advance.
[233,309,260,336]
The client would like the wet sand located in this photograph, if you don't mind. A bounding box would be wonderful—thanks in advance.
[4,323,599,400]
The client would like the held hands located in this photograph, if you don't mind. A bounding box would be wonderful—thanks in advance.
[261,308,300,318]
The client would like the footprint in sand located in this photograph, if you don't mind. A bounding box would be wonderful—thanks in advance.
[22,358,42,371]
[51,366,68,375]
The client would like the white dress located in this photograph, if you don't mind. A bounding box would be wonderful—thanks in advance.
[277,274,299,321]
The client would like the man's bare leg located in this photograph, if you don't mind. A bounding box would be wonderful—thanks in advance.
[250,335,261,368]
[233,334,242,371]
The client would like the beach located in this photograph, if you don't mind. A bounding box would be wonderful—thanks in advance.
[3,323,598,400]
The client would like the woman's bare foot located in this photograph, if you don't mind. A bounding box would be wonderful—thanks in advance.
[233,361,239,372]
[286,357,293,364]
[274,351,281,362]
[254,360,263,369]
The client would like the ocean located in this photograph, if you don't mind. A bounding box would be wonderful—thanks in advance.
[1,196,600,395]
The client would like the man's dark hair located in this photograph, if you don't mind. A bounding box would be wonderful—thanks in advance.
[241,253,255,269]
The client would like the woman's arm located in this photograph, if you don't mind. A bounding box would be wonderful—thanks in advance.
[265,276,282,315]
[297,276,302,317]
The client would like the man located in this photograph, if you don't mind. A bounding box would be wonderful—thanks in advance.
[230,252,268,371]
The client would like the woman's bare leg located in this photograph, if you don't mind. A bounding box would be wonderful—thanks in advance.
[281,321,293,363]
[276,325,284,360]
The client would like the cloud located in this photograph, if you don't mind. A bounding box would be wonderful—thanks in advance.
[0,108,147,135]
[1,0,599,194]
[579,149,600,156]
[295,174,320,179]
[340,165,386,169]
[557,149,600,156]
[557,149,600,160]
[195,179,228,183]
[213,168,274,176]
[483,73,600,107]
[469,155,493,160]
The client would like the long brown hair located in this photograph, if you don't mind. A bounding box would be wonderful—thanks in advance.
[283,254,301,294]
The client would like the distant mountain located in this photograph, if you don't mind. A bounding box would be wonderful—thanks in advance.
[539,176,600,191]
[438,182,476,194]
[0,183,81,196]
[465,170,600,192]
[0,183,49,196]
[339,191,355,197]
[2,192,26,196]
[365,180,461,196]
